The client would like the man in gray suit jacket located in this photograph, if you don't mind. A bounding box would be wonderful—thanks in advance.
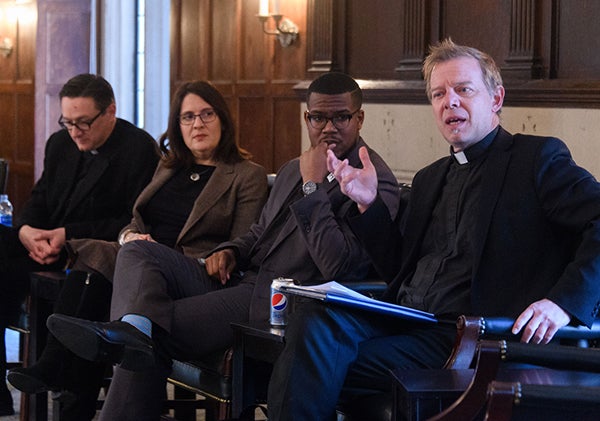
[266,39,600,420]
[46,72,400,420]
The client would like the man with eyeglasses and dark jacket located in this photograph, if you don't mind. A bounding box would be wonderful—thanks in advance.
[0,73,158,417]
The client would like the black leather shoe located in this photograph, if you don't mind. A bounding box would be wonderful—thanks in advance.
[7,365,58,394]
[47,314,155,371]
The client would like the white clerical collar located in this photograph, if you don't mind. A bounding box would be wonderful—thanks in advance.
[453,151,468,165]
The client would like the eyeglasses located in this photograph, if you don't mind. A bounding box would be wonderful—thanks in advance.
[179,109,217,125]
[58,109,105,132]
[305,109,360,130]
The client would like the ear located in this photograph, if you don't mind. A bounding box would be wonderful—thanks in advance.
[106,102,117,117]
[355,109,365,130]
[491,86,505,113]
[303,110,311,125]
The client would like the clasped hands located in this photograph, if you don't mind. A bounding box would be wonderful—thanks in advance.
[19,225,66,265]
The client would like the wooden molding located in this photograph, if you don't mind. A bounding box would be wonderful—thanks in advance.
[395,0,428,79]
[306,0,345,74]
[294,79,600,108]
[501,0,543,80]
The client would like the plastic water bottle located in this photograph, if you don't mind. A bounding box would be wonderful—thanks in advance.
[0,194,13,227]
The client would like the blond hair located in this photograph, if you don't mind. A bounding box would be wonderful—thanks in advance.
[422,38,503,102]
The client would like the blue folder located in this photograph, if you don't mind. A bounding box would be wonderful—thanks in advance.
[281,281,438,324]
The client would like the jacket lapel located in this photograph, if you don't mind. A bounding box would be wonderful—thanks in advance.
[472,128,513,273]
[258,164,303,253]
[130,165,174,233]
[177,163,235,242]
[53,146,82,219]
[63,131,123,218]
[402,159,451,269]
[63,153,109,216]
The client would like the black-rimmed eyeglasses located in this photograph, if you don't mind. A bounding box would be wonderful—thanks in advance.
[305,109,360,130]
[58,109,105,132]
[179,109,217,125]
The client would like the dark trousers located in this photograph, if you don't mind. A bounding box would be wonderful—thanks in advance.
[267,300,456,420]
[0,224,65,327]
[0,224,64,401]
[99,241,255,420]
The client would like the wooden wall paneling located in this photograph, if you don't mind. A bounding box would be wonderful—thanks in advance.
[169,0,183,83]
[236,0,304,171]
[501,0,543,80]
[272,92,302,172]
[13,90,34,213]
[439,0,511,64]
[269,1,306,170]
[0,0,35,214]
[0,93,13,167]
[346,0,402,79]
[306,0,345,73]
[239,0,267,81]
[529,0,553,80]
[395,0,428,80]
[211,0,237,80]
[548,0,559,79]
[0,0,18,182]
[15,1,36,81]
[0,3,17,83]
[13,1,36,213]
[172,0,207,83]
[237,0,271,169]
[272,82,303,168]
[555,0,600,79]
[272,0,307,81]
[239,95,272,170]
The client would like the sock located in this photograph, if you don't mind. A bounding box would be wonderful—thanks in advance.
[121,314,152,337]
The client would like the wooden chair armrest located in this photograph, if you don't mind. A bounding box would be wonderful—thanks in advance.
[443,315,600,369]
[443,316,484,369]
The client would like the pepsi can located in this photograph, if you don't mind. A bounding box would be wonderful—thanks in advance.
[270,277,294,326]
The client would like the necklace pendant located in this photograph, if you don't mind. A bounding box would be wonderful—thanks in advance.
[190,173,200,182]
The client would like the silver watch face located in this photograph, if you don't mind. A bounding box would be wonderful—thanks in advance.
[302,181,317,195]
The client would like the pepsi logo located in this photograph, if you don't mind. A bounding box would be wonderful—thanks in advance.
[272,293,288,310]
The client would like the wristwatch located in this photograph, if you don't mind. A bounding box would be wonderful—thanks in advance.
[302,180,318,196]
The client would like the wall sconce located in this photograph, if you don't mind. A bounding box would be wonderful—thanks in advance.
[0,37,13,58]
[0,0,36,59]
[257,0,298,47]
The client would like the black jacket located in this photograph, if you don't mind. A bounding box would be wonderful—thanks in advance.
[354,127,600,327]
[16,118,159,241]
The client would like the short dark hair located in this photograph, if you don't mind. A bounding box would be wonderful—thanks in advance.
[307,72,363,109]
[59,74,115,111]
[159,81,251,168]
